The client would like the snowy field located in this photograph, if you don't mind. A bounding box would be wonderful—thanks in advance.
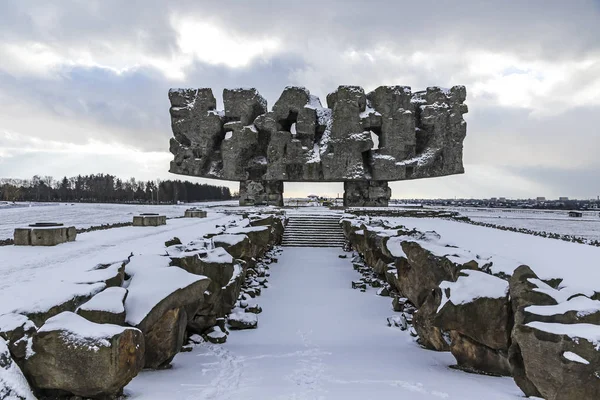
[126,247,522,399]
[0,209,528,399]
[0,201,237,239]
[0,212,237,316]
[447,207,600,241]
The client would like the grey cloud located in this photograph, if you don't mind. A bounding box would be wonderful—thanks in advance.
[1,0,600,198]
[0,54,308,151]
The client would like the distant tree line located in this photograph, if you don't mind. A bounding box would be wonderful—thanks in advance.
[0,174,232,204]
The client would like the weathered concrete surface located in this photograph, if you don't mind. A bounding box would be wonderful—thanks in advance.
[184,209,207,218]
[14,224,76,246]
[132,214,167,226]
[168,85,468,206]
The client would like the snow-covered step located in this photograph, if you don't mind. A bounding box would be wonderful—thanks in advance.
[282,213,346,248]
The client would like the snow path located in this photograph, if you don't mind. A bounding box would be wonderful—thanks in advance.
[126,248,522,399]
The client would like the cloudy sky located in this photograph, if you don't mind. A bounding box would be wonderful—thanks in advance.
[0,0,599,199]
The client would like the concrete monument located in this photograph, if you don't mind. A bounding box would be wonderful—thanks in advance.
[168,85,468,206]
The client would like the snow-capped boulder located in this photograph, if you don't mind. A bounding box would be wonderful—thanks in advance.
[436,270,510,350]
[77,287,128,325]
[508,265,560,397]
[228,311,258,330]
[0,313,36,361]
[397,240,474,307]
[513,322,600,400]
[0,337,36,400]
[18,282,106,327]
[434,270,511,375]
[203,325,227,344]
[226,225,271,259]
[248,213,286,247]
[171,247,235,288]
[212,233,251,259]
[170,246,244,334]
[24,312,144,398]
[124,254,210,369]
[245,303,262,314]
[509,265,600,398]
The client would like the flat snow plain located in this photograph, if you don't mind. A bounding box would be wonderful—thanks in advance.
[126,247,523,400]
[449,207,600,241]
[0,201,238,239]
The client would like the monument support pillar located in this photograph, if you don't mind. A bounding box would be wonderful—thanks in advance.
[239,180,284,206]
[343,181,391,207]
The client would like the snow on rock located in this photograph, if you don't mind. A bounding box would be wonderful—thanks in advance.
[385,236,407,258]
[524,321,600,346]
[204,325,228,344]
[226,225,269,234]
[124,255,210,329]
[27,312,145,398]
[65,261,125,286]
[438,270,509,312]
[211,233,247,247]
[11,281,106,326]
[39,312,136,347]
[0,337,36,400]
[200,246,234,265]
[525,295,600,318]
[0,313,36,334]
[527,278,576,304]
[563,351,590,365]
[227,311,258,330]
[78,287,127,314]
[124,254,171,277]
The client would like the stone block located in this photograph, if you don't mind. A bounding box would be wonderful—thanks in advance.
[184,209,207,218]
[133,214,167,226]
[13,223,76,246]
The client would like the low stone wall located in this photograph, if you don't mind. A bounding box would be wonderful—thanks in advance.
[0,212,286,399]
[341,215,600,399]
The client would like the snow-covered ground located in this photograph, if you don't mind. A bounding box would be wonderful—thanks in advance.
[448,207,600,241]
[0,201,237,239]
[126,247,522,399]
[381,217,600,297]
[2,206,598,399]
[0,212,238,316]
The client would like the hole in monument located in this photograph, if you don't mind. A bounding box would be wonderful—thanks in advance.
[283,182,344,205]
[279,110,298,132]
[370,130,380,150]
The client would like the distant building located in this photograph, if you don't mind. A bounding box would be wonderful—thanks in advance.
[499,197,507,201]
[568,211,583,218]
[307,194,319,200]
[490,197,497,201]
[559,197,569,201]
[536,197,546,201]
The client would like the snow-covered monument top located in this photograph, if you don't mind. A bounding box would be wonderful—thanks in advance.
[168,85,468,206]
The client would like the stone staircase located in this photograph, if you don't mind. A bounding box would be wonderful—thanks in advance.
[282,213,346,247]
